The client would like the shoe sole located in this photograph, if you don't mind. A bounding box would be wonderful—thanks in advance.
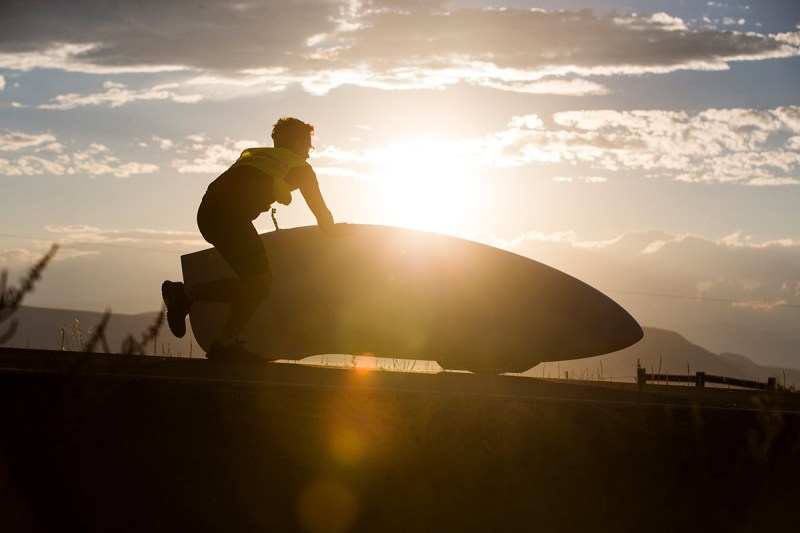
[161,281,187,338]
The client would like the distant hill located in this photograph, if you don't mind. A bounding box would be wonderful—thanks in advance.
[537,327,800,389]
[3,306,199,357]
[677,321,800,369]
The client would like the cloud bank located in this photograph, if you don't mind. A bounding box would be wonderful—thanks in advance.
[498,106,800,185]
[315,105,800,185]
[477,227,800,325]
[1,1,798,97]
[6,102,798,185]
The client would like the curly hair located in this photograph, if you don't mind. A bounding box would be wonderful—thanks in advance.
[271,117,314,148]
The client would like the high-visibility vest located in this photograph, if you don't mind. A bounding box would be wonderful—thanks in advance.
[230,147,309,206]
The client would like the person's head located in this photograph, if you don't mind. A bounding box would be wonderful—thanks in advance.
[272,117,314,159]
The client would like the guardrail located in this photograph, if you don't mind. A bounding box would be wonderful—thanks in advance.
[636,367,777,391]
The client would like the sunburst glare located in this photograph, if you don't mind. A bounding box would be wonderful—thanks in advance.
[372,139,479,234]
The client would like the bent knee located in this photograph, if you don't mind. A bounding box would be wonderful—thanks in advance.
[243,271,272,299]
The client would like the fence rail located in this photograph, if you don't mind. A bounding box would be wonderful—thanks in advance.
[636,368,777,391]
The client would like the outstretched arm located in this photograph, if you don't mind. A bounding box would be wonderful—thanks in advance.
[286,166,335,232]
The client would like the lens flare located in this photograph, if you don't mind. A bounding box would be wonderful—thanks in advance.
[330,428,366,466]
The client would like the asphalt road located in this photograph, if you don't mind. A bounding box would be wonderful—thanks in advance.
[2,347,797,413]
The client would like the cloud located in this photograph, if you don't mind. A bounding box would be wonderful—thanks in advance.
[485,227,800,318]
[316,105,800,185]
[0,133,159,178]
[467,230,582,250]
[0,241,98,271]
[0,132,57,151]
[290,62,610,96]
[554,176,608,184]
[0,1,338,72]
[150,136,174,151]
[38,81,204,110]
[552,106,800,184]
[487,106,800,185]
[333,8,797,69]
[627,231,800,308]
[1,2,797,96]
[745,177,800,186]
[169,135,257,174]
[43,224,204,249]
[0,225,203,284]
[0,43,187,74]
[0,74,5,91]
[0,246,50,269]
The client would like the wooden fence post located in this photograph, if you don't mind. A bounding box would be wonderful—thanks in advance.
[696,371,706,388]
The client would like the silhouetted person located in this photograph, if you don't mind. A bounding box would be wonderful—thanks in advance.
[162,117,339,359]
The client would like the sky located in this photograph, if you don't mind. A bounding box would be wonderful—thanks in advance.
[1,1,799,363]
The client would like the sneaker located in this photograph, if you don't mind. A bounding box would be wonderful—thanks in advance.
[161,280,190,338]
[206,339,262,362]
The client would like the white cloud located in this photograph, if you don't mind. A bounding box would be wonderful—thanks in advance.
[185,70,293,98]
[39,81,204,110]
[467,230,581,250]
[0,74,5,91]
[647,12,690,31]
[299,62,608,97]
[722,17,737,25]
[0,133,159,178]
[489,106,800,185]
[744,177,800,186]
[475,77,608,96]
[0,132,57,152]
[170,136,256,174]
[42,224,204,249]
[0,43,187,74]
[717,231,799,249]
[776,31,800,46]
[152,136,174,150]
[318,105,800,186]
[554,176,608,184]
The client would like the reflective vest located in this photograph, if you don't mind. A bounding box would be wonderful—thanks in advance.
[230,147,309,206]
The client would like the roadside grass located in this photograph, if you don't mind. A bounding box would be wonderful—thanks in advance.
[1,243,166,356]
[0,244,59,345]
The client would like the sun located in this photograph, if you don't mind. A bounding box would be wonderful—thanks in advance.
[372,139,479,234]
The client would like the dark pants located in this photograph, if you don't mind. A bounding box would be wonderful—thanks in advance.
[196,196,271,280]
